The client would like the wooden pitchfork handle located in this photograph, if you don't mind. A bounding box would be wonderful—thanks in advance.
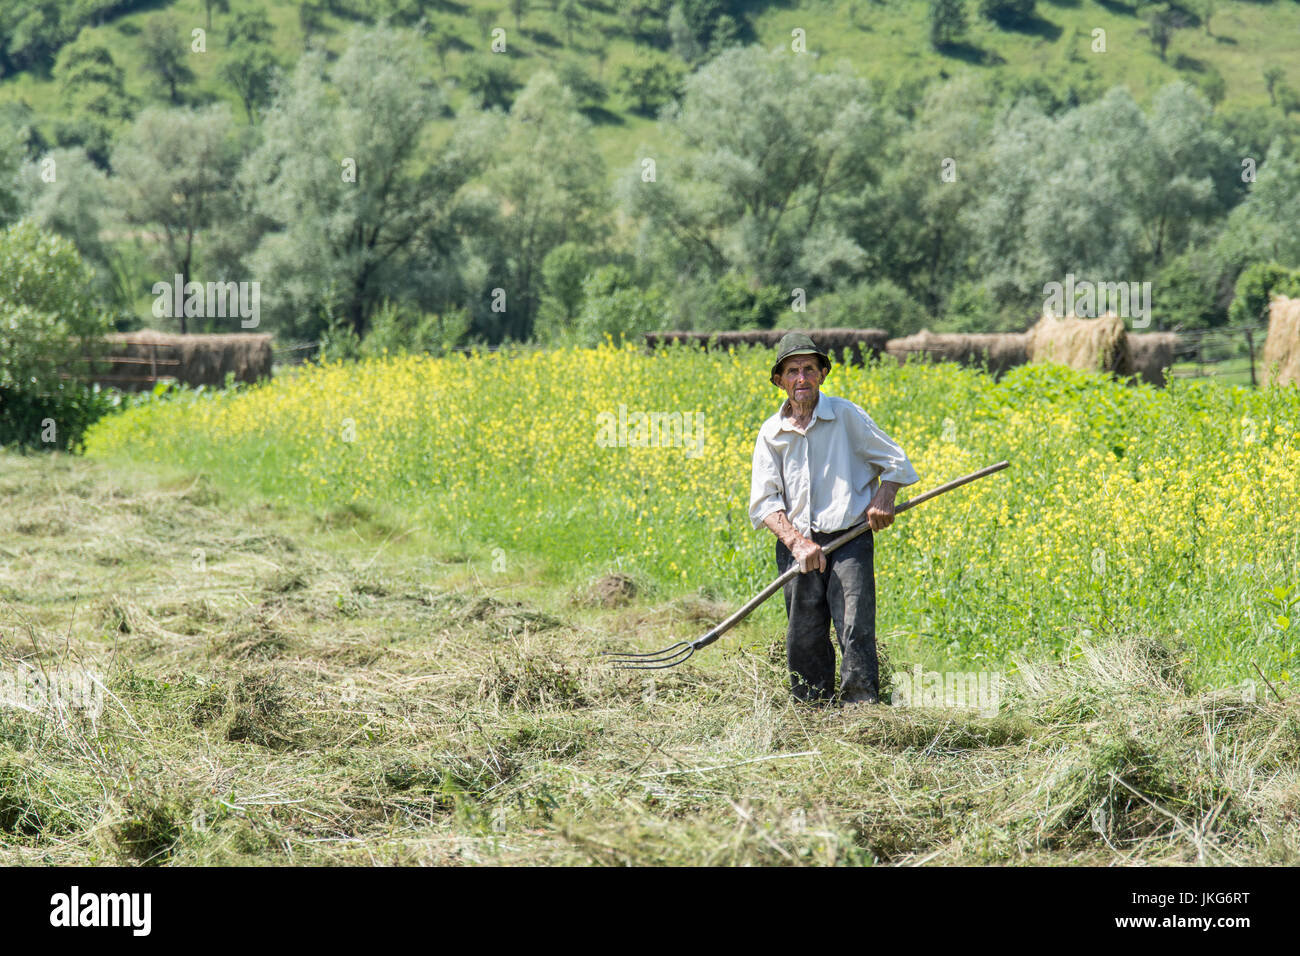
[604,460,1010,669]
[692,460,1010,653]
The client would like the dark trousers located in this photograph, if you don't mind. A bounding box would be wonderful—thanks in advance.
[775,528,878,702]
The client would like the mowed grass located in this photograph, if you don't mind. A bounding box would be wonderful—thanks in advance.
[2,449,1299,866]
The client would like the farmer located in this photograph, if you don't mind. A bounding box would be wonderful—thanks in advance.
[749,332,919,704]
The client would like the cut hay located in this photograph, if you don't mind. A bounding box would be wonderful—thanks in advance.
[1261,296,1300,387]
[94,331,273,391]
[1026,313,1134,377]
[885,330,1028,378]
[643,329,889,367]
[1128,332,1181,387]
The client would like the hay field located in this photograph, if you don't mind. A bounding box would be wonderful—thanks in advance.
[2,451,1298,866]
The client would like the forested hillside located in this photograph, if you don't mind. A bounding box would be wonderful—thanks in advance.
[2,0,1299,346]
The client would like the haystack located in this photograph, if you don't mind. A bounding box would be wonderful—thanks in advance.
[1127,332,1181,387]
[884,330,1028,378]
[96,331,273,390]
[1261,296,1300,387]
[1026,314,1134,377]
[643,329,889,367]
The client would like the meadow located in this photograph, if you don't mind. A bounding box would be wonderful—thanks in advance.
[83,345,1300,687]
[3,350,1300,865]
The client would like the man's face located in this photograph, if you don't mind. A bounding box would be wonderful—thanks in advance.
[776,355,827,406]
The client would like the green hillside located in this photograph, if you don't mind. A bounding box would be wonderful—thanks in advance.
[4,0,1299,178]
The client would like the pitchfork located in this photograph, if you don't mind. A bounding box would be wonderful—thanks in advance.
[603,460,1010,670]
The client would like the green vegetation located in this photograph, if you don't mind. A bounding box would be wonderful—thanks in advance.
[82,347,1300,688]
[0,2,1298,355]
[2,448,1297,865]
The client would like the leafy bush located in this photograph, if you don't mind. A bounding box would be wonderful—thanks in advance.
[1228,262,1300,327]
[567,266,665,346]
[1152,252,1224,330]
[319,301,470,362]
[790,280,928,338]
[0,220,115,449]
[706,274,787,331]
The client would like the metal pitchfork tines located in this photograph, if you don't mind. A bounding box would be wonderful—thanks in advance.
[603,460,1010,671]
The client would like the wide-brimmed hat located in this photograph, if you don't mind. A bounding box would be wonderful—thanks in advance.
[770,332,831,386]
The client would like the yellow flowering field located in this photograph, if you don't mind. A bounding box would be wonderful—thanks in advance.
[83,345,1300,685]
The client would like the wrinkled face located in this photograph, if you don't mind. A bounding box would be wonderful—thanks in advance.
[775,355,827,407]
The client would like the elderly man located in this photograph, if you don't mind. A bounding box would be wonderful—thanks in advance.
[749,332,919,704]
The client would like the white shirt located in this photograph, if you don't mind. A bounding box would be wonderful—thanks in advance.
[749,392,919,536]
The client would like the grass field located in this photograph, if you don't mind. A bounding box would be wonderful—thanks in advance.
[3,349,1299,865]
[2,446,1299,866]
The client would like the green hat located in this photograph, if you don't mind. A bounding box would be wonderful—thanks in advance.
[770,332,831,386]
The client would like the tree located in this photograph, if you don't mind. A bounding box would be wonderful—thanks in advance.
[462,57,521,110]
[18,147,132,308]
[510,0,528,30]
[242,25,498,338]
[140,15,195,105]
[51,34,135,169]
[1141,4,1189,63]
[615,55,684,115]
[111,105,240,334]
[203,0,230,33]
[534,241,592,339]
[556,0,582,46]
[220,9,278,123]
[1279,84,1300,119]
[1263,66,1284,107]
[620,46,885,292]
[473,72,607,341]
[928,0,967,49]
[965,84,1234,309]
[0,0,64,72]
[1195,0,1216,37]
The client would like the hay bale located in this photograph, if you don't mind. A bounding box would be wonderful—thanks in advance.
[1128,332,1181,387]
[1261,296,1300,386]
[1026,314,1134,376]
[97,331,273,390]
[884,329,1028,378]
[642,329,888,367]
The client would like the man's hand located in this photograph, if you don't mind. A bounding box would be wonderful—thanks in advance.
[867,481,901,531]
[761,511,826,573]
[791,535,826,574]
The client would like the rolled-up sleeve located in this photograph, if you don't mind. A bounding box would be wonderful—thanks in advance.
[849,405,919,487]
[749,432,787,530]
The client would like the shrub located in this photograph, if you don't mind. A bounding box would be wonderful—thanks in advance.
[1228,262,1300,327]
[0,220,115,450]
